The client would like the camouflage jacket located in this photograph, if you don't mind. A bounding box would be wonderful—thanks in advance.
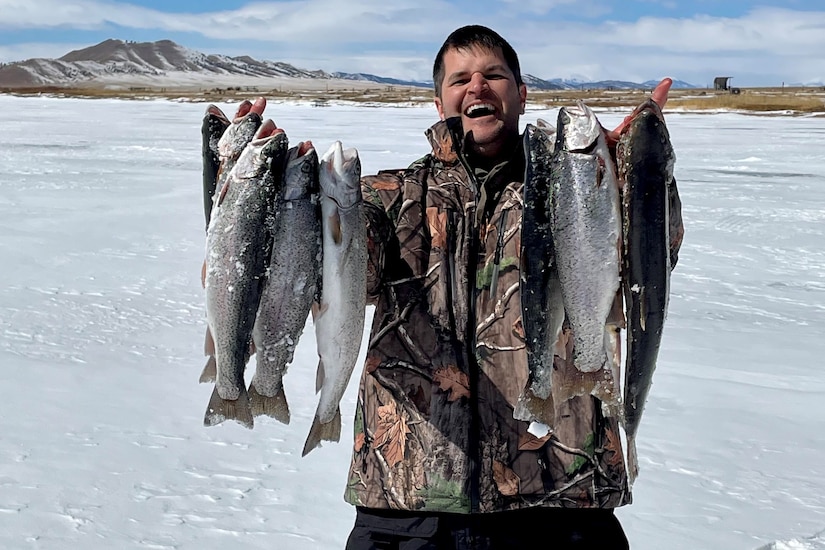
[344,117,684,513]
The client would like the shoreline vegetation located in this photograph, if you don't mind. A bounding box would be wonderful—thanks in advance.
[3,84,825,114]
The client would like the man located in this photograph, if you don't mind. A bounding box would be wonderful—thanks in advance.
[230,24,682,549]
[342,25,683,549]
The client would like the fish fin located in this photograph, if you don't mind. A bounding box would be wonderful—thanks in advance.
[203,386,254,429]
[607,290,626,328]
[216,179,230,207]
[626,435,639,488]
[315,359,325,393]
[248,383,290,424]
[199,356,217,384]
[203,325,215,355]
[312,301,329,322]
[639,286,647,331]
[200,327,216,382]
[301,408,342,457]
[201,258,207,289]
[329,209,343,245]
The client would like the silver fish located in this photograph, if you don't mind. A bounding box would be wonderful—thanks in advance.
[548,101,624,415]
[201,106,263,384]
[617,98,675,485]
[303,141,366,456]
[249,141,322,424]
[516,123,565,426]
[203,120,288,429]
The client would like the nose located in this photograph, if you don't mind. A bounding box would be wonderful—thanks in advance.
[468,72,489,93]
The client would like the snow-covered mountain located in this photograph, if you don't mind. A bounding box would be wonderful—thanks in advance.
[0,39,335,88]
[0,39,697,90]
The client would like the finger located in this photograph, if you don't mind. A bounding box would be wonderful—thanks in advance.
[249,97,267,116]
[611,113,635,139]
[651,77,673,109]
[610,77,673,138]
[234,100,253,119]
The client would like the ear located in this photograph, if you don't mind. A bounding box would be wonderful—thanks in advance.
[519,83,527,115]
[434,96,446,121]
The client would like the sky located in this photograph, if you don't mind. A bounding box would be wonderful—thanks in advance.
[1,0,825,87]
[1,95,824,549]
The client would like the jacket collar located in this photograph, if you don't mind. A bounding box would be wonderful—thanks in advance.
[425,117,463,165]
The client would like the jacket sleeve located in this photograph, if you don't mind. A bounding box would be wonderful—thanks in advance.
[361,170,406,304]
[669,177,684,269]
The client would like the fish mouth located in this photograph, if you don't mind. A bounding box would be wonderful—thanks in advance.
[298,140,315,156]
[464,102,497,119]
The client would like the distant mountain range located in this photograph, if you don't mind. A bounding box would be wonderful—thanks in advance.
[0,39,697,90]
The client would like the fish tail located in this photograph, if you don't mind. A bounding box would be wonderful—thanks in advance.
[515,388,557,428]
[203,386,254,429]
[248,382,290,424]
[301,408,342,457]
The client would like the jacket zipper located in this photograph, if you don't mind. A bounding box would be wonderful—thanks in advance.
[455,149,482,513]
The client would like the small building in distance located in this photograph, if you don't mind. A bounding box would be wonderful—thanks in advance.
[714,76,741,94]
[714,76,732,90]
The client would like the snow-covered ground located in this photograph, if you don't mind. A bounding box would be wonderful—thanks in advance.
[0,95,823,550]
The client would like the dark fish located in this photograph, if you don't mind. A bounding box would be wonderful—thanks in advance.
[201,105,230,232]
[516,123,564,426]
[617,98,675,484]
[249,141,322,424]
[203,121,288,429]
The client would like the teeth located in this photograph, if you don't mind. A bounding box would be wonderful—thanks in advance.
[465,103,495,116]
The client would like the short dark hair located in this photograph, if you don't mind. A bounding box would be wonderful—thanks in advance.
[432,25,524,97]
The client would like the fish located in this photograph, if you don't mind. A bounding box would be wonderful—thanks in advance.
[616,98,675,484]
[548,100,623,410]
[203,120,288,429]
[201,104,230,232]
[200,103,264,384]
[249,141,322,424]
[516,123,565,426]
[303,140,366,456]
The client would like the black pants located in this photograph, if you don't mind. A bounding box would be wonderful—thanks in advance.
[345,506,630,549]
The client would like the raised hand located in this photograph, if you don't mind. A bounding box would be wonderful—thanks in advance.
[605,78,672,146]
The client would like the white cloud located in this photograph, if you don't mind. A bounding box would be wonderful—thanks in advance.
[498,7,825,86]
[1,2,824,86]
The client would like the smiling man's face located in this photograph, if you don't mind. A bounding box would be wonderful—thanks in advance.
[434,45,527,161]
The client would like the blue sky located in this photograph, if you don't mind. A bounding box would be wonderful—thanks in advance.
[1,0,824,87]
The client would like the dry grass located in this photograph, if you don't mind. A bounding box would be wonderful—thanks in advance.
[667,88,825,113]
[3,84,825,114]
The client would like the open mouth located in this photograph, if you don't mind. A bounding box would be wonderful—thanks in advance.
[464,103,496,119]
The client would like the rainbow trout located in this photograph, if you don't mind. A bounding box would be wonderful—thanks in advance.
[203,121,288,429]
[303,141,366,456]
[549,101,623,411]
[617,98,675,484]
[200,104,264,384]
[249,141,322,424]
